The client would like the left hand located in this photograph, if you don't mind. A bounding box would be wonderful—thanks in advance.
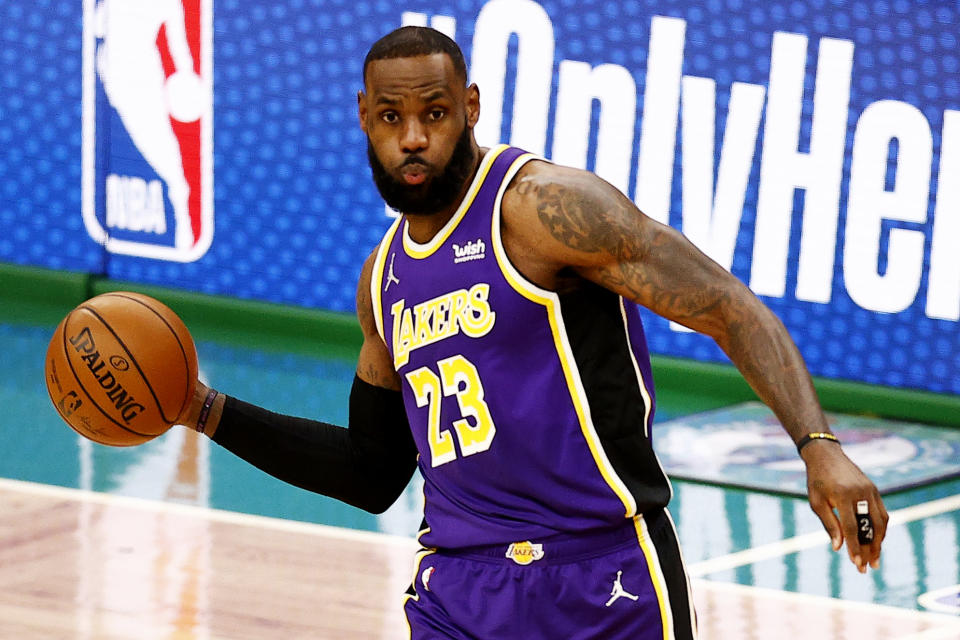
[801,440,888,573]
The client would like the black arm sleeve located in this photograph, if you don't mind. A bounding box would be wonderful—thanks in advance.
[211,375,418,514]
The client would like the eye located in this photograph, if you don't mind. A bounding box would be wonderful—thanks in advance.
[428,109,446,122]
[381,111,399,124]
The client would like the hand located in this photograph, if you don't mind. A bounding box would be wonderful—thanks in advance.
[802,440,888,573]
[176,380,210,429]
[176,380,225,437]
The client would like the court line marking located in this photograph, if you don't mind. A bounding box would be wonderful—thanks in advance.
[689,493,960,577]
[7,474,960,628]
[0,476,419,548]
[693,579,960,628]
[8,476,960,567]
[918,584,960,615]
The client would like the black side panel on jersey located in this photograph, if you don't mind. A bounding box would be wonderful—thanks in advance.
[558,282,671,514]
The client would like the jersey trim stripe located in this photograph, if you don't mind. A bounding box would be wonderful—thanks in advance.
[633,514,676,640]
[489,154,637,519]
[401,144,510,259]
[371,217,403,344]
[619,297,655,438]
[665,510,700,638]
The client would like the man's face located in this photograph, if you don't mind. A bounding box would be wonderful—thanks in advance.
[358,53,480,216]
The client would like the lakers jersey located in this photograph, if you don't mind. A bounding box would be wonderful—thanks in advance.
[371,145,671,549]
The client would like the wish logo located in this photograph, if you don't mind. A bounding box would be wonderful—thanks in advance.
[82,0,214,262]
[452,238,486,264]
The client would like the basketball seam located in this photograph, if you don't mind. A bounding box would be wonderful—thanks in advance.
[45,339,82,433]
[96,293,194,422]
[59,313,156,441]
[80,304,178,426]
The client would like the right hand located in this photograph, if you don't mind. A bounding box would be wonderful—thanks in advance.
[176,380,224,436]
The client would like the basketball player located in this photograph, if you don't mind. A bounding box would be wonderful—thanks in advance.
[178,27,888,638]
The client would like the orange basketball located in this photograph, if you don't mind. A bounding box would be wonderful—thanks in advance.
[44,292,198,446]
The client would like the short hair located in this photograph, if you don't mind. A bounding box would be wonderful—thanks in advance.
[363,26,467,85]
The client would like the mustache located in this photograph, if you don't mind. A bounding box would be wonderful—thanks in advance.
[401,156,430,169]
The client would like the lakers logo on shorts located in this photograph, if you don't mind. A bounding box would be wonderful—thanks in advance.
[505,541,544,565]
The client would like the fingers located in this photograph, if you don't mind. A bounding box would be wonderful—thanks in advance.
[809,493,844,552]
[833,494,888,573]
[836,501,867,572]
[810,489,889,573]
[849,492,888,572]
[865,491,889,570]
[804,447,889,573]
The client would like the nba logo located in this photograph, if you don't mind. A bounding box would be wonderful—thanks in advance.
[82,0,213,262]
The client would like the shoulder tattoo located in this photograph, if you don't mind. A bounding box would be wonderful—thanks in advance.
[514,177,641,257]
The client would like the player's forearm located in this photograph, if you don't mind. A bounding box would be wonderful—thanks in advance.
[211,399,409,513]
[715,295,830,444]
[182,377,417,514]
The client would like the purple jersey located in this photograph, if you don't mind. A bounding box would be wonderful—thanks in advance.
[371,145,671,549]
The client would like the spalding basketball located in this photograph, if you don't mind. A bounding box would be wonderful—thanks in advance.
[44,292,198,446]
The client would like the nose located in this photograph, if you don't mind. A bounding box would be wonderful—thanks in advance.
[400,117,428,154]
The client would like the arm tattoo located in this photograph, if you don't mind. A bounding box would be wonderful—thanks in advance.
[518,173,826,439]
[516,178,637,256]
[518,177,725,323]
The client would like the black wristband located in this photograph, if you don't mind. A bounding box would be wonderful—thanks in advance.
[796,431,840,453]
[195,388,219,434]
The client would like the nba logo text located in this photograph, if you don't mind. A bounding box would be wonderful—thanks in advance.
[82,0,213,262]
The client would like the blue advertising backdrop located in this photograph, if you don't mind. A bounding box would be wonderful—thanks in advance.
[2,0,959,394]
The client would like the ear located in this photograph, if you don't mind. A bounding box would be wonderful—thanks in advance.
[465,83,480,129]
[357,90,368,133]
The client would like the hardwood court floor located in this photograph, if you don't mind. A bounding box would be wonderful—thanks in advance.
[2,479,959,640]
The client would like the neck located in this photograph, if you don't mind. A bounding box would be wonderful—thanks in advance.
[404,145,486,243]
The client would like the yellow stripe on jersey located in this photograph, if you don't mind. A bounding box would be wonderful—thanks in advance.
[371,217,403,344]
[619,297,654,438]
[633,515,675,640]
[489,152,637,519]
[620,295,675,502]
[664,510,700,638]
[402,145,510,259]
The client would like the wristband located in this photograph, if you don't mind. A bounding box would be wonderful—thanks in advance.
[795,431,840,453]
[196,388,219,435]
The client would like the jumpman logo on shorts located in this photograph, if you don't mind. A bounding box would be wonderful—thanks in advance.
[384,252,400,292]
[605,570,639,607]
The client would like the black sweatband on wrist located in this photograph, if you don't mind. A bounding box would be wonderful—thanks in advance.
[796,431,840,453]
[196,388,219,434]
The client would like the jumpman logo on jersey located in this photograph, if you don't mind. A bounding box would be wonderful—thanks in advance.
[384,252,400,292]
[605,570,639,607]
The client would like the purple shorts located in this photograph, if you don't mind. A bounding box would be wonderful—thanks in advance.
[403,509,697,639]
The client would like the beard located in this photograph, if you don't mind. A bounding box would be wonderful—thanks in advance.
[367,124,475,216]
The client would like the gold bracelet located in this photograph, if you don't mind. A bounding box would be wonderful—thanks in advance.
[796,432,840,453]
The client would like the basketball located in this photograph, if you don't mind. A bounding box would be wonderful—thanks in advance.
[44,292,198,447]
